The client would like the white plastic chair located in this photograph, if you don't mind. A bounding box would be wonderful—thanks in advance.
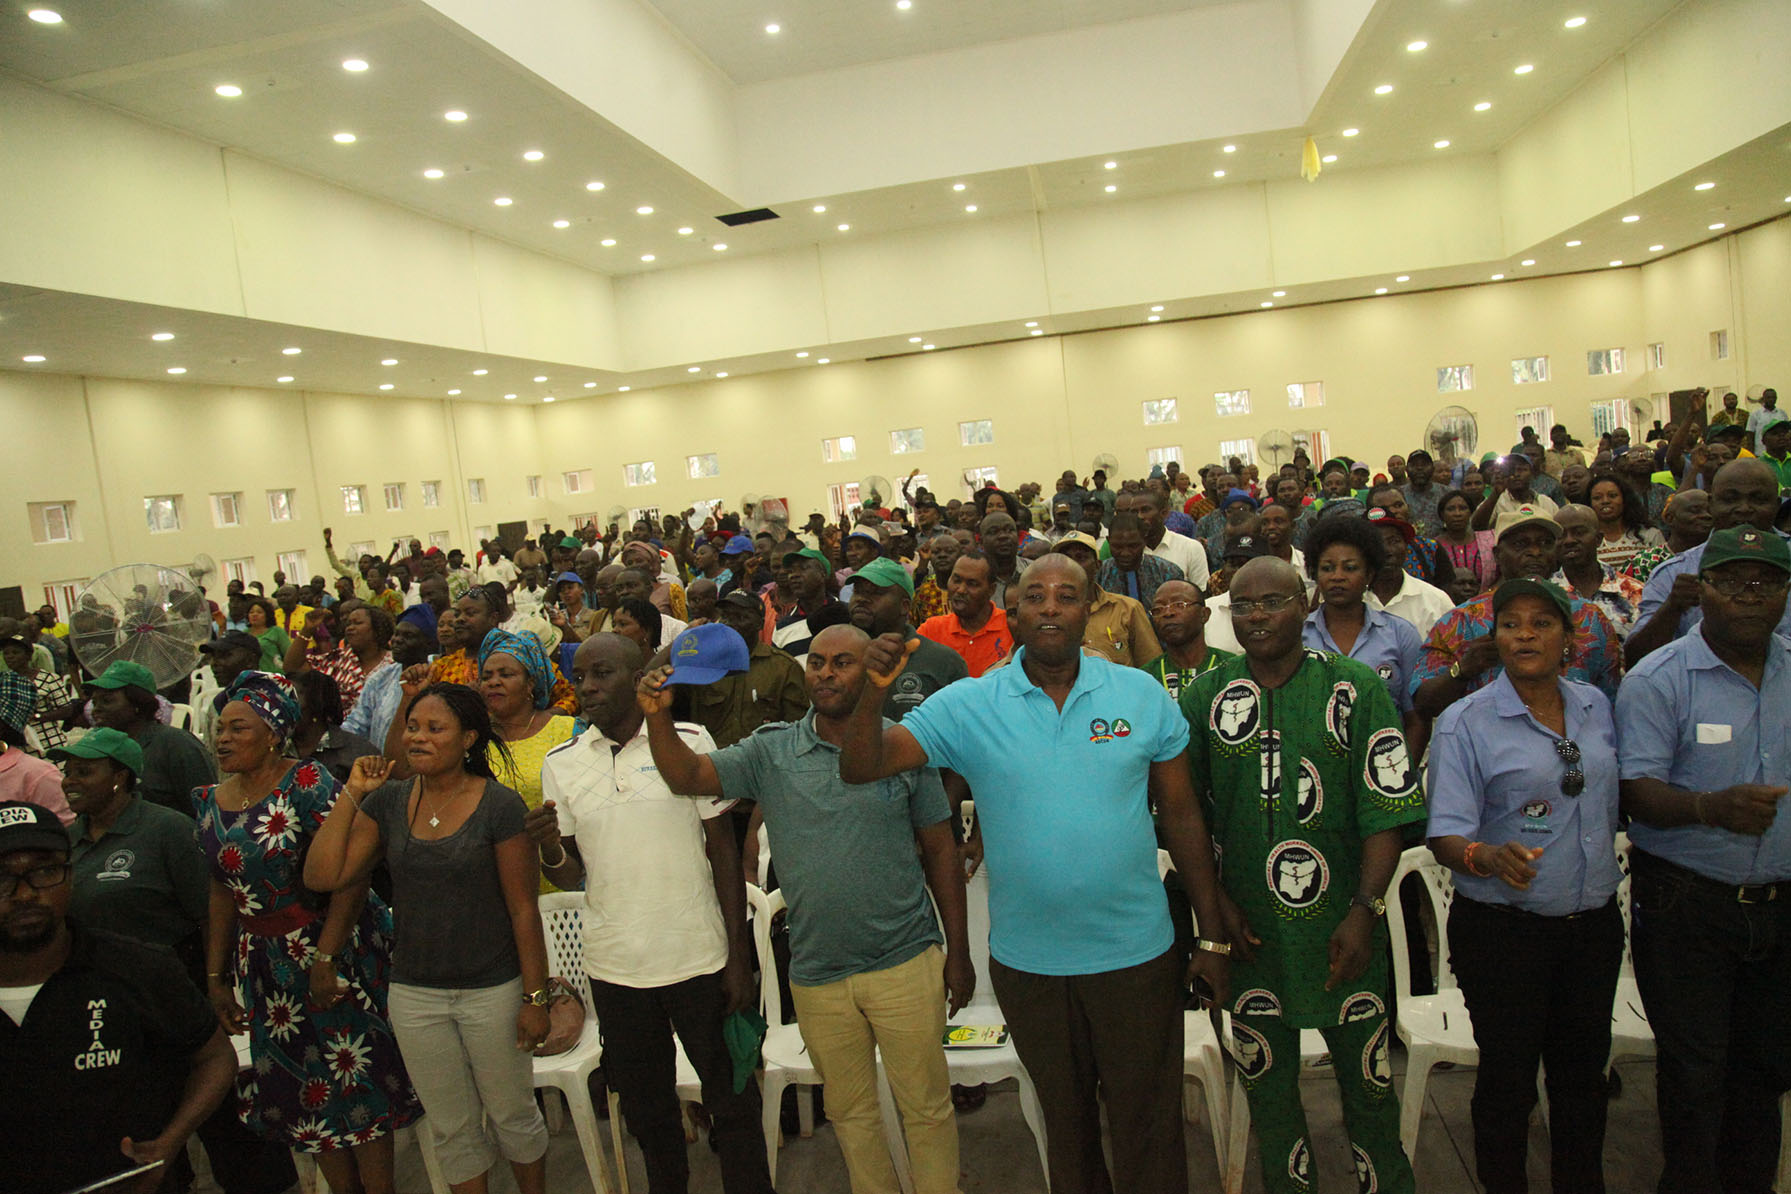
[751,882,832,1185]
[1155,850,1232,1180]
[531,892,623,1194]
[1219,1010,1337,1194]
[168,702,194,731]
[1608,833,1654,1070]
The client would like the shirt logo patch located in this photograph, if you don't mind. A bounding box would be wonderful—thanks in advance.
[1376,663,1394,682]
[1295,758,1324,824]
[1230,1019,1273,1080]
[1112,718,1131,738]
[1364,728,1416,797]
[1362,1021,1394,1095]
[1088,717,1112,744]
[1234,988,1282,1017]
[1522,799,1551,820]
[1288,1139,1312,1185]
[1354,1143,1380,1193]
[97,849,135,881]
[1211,679,1262,747]
[1326,682,1356,749]
[1259,730,1282,805]
[1339,992,1385,1024]
[75,998,120,1070]
[1266,840,1330,912]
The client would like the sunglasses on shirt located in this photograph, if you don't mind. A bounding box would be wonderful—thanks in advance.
[1555,738,1585,798]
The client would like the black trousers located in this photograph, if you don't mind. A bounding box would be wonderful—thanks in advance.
[1631,849,1791,1194]
[1448,895,1622,1194]
[586,969,774,1194]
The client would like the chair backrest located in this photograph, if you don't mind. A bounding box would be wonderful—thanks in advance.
[747,882,783,1023]
[1156,849,1203,935]
[539,892,592,1006]
[1614,830,1635,977]
[962,867,995,997]
[960,798,975,843]
[1387,845,1456,999]
[168,702,194,731]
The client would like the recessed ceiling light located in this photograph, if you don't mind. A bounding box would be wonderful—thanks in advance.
[21,355,45,363]
[27,9,62,24]
[715,371,730,378]
[423,168,444,179]
[215,84,242,98]
[553,219,570,229]
[523,150,545,162]
[472,368,488,375]
[1649,244,1665,252]
[796,351,809,358]
[641,253,656,262]
[493,196,512,206]
[504,393,517,400]
[1709,222,1726,231]
[677,226,693,235]
[765,23,780,34]
[618,385,631,392]
[1272,290,1286,297]
[1374,83,1394,95]
[1521,258,1536,266]
[687,366,701,373]
[1395,274,1411,282]
[1031,327,1046,334]
[584,381,597,388]
[167,366,187,375]
[1322,154,1338,163]
[1103,160,1117,170]
[817,358,830,364]
[1342,127,1359,137]
[1609,259,1624,267]
[1024,321,1039,328]
[342,58,369,72]
[1374,287,1388,294]
[1213,169,1226,178]
[908,336,923,343]
[378,383,394,390]
[151,332,175,341]
[952,182,966,192]
[1104,184,1117,193]
[282,347,302,355]
[922,345,935,351]
[448,388,461,395]
[277,375,294,383]
[1514,63,1534,75]
[1222,144,1237,154]
[333,132,357,144]
[1406,40,1428,52]
[713,242,728,251]
[1491,273,1505,280]
[534,375,548,382]
[1433,139,1451,149]
[1564,16,1587,28]
[542,395,556,402]
[1149,305,1164,313]
[1565,239,1582,246]
[444,110,467,122]
[895,0,910,9]
[636,205,654,215]
[837,223,850,232]
[586,180,606,192]
[1622,214,1640,223]
[1694,181,1715,191]
[1474,101,1492,112]
[964,204,978,213]
[383,359,399,367]
[1259,301,1274,308]
[600,238,616,247]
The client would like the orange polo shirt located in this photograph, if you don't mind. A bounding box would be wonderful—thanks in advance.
[918,607,1013,679]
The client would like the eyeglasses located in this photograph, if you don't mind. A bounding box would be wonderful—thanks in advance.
[1150,600,1200,617]
[1555,739,1585,798]
[1699,574,1791,599]
[0,863,70,900]
[1230,594,1303,617]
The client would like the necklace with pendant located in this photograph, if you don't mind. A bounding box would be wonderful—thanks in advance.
[423,780,469,829]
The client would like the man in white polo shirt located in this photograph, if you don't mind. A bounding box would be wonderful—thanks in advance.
[526,632,774,1194]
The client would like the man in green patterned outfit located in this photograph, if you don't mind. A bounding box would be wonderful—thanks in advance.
[1183,557,1424,1194]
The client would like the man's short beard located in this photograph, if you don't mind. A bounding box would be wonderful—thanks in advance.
[0,918,59,954]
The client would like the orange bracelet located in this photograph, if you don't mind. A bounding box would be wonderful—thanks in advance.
[1463,841,1494,877]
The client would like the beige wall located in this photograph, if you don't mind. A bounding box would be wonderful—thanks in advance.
[6,216,1785,617]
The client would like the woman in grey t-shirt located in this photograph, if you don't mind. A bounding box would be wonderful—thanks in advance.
[305,682,553,1190]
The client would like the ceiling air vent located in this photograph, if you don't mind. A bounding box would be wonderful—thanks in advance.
[716,208,779,226]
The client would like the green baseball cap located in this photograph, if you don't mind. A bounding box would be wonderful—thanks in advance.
[86,660,157,694]
[1701,526,1791,574]
[49,727,146,775]
[558,536,583,549]
[848,557,914,596]
[1491,577,1573,623]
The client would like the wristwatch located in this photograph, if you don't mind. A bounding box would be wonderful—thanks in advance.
[522,987,553,1007]
[1350,894,1387,917]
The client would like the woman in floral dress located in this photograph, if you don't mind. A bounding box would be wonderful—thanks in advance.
[197,671,419,1194]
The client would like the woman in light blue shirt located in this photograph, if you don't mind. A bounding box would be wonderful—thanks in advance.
[1302,514,1424,744]
[1426,578,1623,1194]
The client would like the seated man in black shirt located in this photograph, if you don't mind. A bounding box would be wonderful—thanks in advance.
[0,801,236,1194]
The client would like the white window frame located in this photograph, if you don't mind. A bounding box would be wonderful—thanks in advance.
[1711,330,1729,361]
[526,475,543,499]
[1511,357,1550,385]
[1142,399,1178,426]
[1292,429,1332,463]
[473,525,494,542]
[961,466,999,497]
[210,492,243,528]
[467,478,487,504]
[1146,446,1183,470]
[421,480,442,508]
[266,489,295,522]
[276,551,309,580]
[562,469,593,495]
[340,485,366,516]
[1513,406,1554,444]
[222,556,258,586]
[428,531,451,548]
[28,501,76,545]
[826,482,863,521]
[1646,342,1666,371]
[347,540,376,559]
[959,419,994,447]
[821,436,857,464]
[1587,348,1625,376]
[889,427,926,455]
[686,453,720,480]
[622,461,656,488]
[1436,365,1475,393]
[626,507,660,528]
[1213,389,1251,417]
[1217,438,1257,466]
[44,580,87,622]
[145,494,183,534]
[1285,381,1324,409]
[382,482,405,511]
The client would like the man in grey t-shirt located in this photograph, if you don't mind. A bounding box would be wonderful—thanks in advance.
[641,624,972,1194]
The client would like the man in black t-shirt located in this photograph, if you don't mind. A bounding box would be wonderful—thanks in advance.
[0,801,236,1194]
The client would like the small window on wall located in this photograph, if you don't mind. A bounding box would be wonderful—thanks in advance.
[563,469,593,495]
[962,467,999,497]
[622,461,656,487]
[44,580,87,622]
[145,495,183,533]
[1513,406,1553,443]
[686,453,720,480]
[421,480,442,508]
[473,525,493,542]
[467,478,486,504]
[277,551,308,579]
[1711,330,1729,360]
[1286,382,1324,409]
[211,492,243,527]
[28,501,76,544]
[1589,399,1631,439]
[1437,365,1475,393]
[266,489,295,522]
[383,483,405,511]
[1142,399,1178,425]
[1146,446,1183,470]
[340,486,365,516]
[1587,348,1625,376]
[1511,357,1550,385]
[1292,429,1331,462]
[1214,390,1250,417]
[347,540,376,559]
[904,474,929,504]
[1218,439,1257,466]
[223,557,257,586]
[959,420,994,446]
[889,427,926,454]
[1647,342,1666,371]
[428,531,451,548]
[826,483,862,521]
[822,436,857,463]
[526,475,542,499]
[626,507,660,528]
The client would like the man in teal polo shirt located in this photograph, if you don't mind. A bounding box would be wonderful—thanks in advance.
[842,554,1231,1194]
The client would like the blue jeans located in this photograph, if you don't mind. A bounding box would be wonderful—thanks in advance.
[1630,849,1791,1194]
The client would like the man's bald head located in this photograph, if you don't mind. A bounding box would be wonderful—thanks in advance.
[1232,556,1303,596]
[570,631,644,733]
[1710,458,1782,533]
[806,623,872,717]
[573,629,643,672]
[1023,552,1087,595]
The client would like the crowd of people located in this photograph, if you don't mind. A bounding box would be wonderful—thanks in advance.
[2,383,1789,1194]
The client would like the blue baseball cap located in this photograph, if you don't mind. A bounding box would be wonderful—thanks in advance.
[722,534,755,555]
[664,623,751,685]
[552,571,583,586]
